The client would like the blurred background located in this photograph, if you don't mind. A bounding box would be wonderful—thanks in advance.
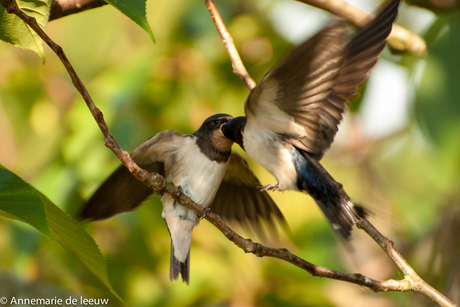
[0,0,459,306]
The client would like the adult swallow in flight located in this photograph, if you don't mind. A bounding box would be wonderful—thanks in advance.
[221,0,400,239]
[81,114,285,284]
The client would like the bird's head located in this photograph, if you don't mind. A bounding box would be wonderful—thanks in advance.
[220,116,246,149]
[194,113,235,153]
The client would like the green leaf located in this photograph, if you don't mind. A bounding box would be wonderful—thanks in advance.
[0,167,55,240]
[0,0,51,63]
[105,0,155,43]
[0,164,121,301]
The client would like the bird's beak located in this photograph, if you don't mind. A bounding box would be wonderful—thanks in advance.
[219,123,225,136]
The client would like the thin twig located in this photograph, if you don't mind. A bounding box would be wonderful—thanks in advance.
[297,0,427,56]
[204,0,256,90]
[1,1,455,306]
[305,139,456,306]
[357,219,457,307]
[1,0,163,195]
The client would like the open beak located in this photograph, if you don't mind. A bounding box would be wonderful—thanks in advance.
[219,123,225,136]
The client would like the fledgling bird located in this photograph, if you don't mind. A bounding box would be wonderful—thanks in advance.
[81,114,285,284]
[221,0,400,239]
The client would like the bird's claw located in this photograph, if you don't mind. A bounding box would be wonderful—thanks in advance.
[257,183,280,192]
[201,207,211,220]
[176,185,182,196]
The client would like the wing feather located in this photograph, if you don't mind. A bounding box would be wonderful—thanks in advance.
[245,0,400,160]
[80,130,183,221]
[209,153,287,239]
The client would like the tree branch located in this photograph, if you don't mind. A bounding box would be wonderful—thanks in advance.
[205,0,426,85]
[204,0,256,90]
[297,0,427,56]
[162,183,417,293]
[1,0,162,197]
[47,0,425,55]
[357,219,457,307]
[1,1,454,306]
[49,0,108,21]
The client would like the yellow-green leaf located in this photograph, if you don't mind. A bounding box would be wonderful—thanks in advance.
[105,0,155,43]
[0,164,121,301]
[0,0,51,62]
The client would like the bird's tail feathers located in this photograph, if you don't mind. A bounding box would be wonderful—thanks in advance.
[293,148,365,239]
[313,195,361,239]
[170,241,190,285]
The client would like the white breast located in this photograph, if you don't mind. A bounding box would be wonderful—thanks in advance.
[243,123,298,191]
[166,137,228,209]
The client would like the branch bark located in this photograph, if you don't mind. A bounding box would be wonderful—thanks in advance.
[50,0,108,21]
[357,219,457,307]
[0,1,455,306]
[297,0,427,56]
[204,0,256,90]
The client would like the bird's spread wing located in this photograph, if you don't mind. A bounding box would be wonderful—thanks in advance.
[209,153,287,240]
[80,130,182,221]
[246,0,399,160]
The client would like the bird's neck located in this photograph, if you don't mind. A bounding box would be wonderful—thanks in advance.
[195,134,231,163]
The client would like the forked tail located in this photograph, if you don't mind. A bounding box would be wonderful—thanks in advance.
[170,241,190,285]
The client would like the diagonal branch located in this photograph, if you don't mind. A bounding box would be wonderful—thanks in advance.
[164,183,415,293]
[0,1,454,306]
[304,156,452,305]
[1,0,163,199]
[204,0,256,90]
[357,219,457,307]
[205,0,425,89]
[297,0,427,56]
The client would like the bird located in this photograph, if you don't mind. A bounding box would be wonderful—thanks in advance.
[221,0,400,239]
[80,114,286,285]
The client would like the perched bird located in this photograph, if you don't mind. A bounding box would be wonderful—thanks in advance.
[221,0,400,239]
[81,114,285,284]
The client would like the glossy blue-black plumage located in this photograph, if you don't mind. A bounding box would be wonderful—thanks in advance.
[292,149,338,206]
[292,148,357,238]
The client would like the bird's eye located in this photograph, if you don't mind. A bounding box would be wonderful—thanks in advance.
[213,120,220,125]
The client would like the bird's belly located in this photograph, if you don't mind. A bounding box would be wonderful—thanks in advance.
[171,149,227,207]
[164,150,227,223]
[243,129,298,191]
[180,163,226,207]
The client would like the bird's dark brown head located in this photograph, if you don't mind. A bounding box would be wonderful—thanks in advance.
[194,114,234,162]
[221,116,246,149]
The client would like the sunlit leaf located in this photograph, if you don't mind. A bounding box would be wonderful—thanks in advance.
[0,0,51,62]
[0,164,121,301]
[105,0,154,43]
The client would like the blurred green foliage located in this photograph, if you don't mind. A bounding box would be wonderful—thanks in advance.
[0,0,459,306]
